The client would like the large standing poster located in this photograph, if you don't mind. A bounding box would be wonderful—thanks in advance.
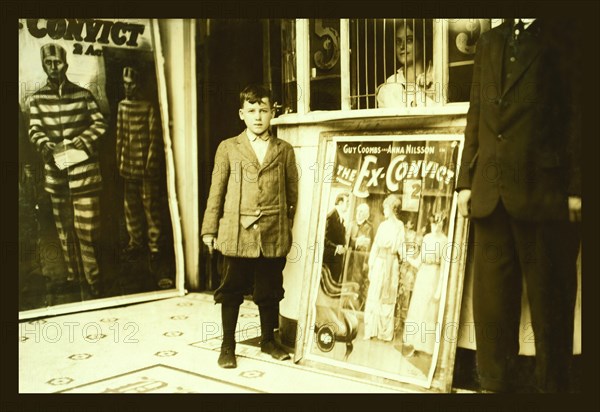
[18,19,184,317]
[296,133,466,390]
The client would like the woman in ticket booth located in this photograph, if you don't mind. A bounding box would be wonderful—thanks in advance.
[376,19,436,109]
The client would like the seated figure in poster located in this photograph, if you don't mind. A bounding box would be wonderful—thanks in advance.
[376,19,436,108]
[401,212,448,362]
[363,194,405,341]
[345,203,374,310]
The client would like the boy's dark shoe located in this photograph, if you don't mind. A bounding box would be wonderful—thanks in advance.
[218,346,237,368]
[261,340,291,361]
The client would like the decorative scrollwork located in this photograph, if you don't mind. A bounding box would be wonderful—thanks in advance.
[455,20,481,55]
[313,19,340,71]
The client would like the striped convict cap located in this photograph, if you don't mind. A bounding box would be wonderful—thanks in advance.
[123,66,139,82]
[40,43,67,62]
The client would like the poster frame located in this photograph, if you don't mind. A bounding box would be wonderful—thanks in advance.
[18,18,186,320]
[294,129,469,392]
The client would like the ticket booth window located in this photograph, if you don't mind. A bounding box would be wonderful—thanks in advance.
[349,19,436,109]
[309,19,342,110]
[279,18,494,116]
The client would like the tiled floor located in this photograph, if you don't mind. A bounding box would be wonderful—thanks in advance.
[19,293,423,393]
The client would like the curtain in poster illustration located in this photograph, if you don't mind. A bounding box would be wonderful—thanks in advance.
[309,136,461,388]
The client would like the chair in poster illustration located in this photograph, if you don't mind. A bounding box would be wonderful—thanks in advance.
[314,263,360,360]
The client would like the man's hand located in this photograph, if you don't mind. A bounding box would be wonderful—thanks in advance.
[202,235,216,254]
[41,142,56,163]
[72,137,86,151]
[335,245,346,256]
[568,196,581,223]
[355,236,370,249]
[457,189,471,218]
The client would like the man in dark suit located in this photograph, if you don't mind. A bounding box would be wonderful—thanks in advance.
[456,19,581,393]
[323,192,350,284]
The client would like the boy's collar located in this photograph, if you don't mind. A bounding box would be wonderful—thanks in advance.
[246,129,271,142]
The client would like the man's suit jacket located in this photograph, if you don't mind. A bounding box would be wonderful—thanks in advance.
[201,131,298,258]
[323,208,347,281]
[349,220,373,252]
[456,20,580,221]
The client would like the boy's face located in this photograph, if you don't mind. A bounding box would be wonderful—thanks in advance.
[239,98,273,136]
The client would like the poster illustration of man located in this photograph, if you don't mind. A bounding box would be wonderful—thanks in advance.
[323,191,350,284]
[28,42,107,298]
[116,66,165,264]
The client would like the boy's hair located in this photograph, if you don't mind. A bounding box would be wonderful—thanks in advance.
[240,84,272,109]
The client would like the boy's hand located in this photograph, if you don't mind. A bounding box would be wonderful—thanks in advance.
[202,235,216,254]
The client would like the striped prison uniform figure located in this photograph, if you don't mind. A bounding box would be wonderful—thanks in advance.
[116,97,164,254]
[28,78,107,286]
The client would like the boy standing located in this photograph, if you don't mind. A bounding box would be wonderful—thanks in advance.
[201,84,298,368]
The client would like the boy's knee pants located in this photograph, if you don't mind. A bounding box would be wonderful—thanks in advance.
[214,255,286,307]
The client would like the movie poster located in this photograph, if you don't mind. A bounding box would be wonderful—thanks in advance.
[18,19,181,315]
[299,134,464,389]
